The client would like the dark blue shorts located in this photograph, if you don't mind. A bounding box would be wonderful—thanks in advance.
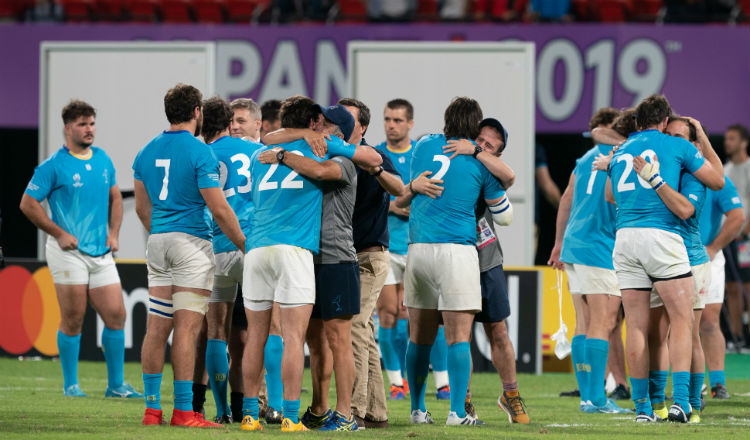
[474,265,511,323]
[312,262,361,320]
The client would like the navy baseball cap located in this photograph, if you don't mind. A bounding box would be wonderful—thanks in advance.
[318,104,355,143]
[479,118,509,150]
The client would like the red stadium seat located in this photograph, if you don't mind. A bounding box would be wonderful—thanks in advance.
[56,0,93,21]
[193,0,224,22]
[416,0,438,21]
[92,0,125,21]
[161,0,193,22]
[337,0,366,22]
[125,0,158,22]
[0,0,32,20]
[630,0,662,21]
[570,0,591,21]
[225,0,269,23]
[592,0,626,22]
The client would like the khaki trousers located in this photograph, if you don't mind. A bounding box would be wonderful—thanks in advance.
[351,250,390,421]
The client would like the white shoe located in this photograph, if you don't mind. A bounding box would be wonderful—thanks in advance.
[410,409,434,424]
[445,411,484,425]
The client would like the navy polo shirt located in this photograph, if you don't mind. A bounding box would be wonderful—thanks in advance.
[353,145,400,251]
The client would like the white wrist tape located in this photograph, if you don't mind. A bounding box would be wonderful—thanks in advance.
[489,196,513,226]
[173,291,210,315]
[148,296,174,319]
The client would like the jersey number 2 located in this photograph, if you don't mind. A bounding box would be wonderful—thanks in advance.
[432,155,451,180]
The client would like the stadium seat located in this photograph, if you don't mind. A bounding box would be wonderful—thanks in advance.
[0,0,30,21]
[630,0,662,21]
[92,0,125,21]
[193,0,224,22]
[570,0,591,21]
[225,0,269,23]
[336,0,366,22]
[416,0,439,21]
[124,0,158,21]
[160,0,193,22]
[592,0,626,22]
[56,0,93,21]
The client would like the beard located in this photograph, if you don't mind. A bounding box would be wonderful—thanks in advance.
[194,113,203,137]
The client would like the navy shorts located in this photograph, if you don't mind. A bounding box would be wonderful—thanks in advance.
[312,262,361,320]
[725,241,750,283]
[231,286,247,328]
[474,265,511,323]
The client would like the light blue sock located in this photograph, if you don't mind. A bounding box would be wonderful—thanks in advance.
[173,380,193,412]
[243,397,259,419]
[396,319,409,377]
[379,327,401,375]
[206,339,230,416]
[649,370,669,404]
[282,399,301,423]
[406,341,431,412]
[630,377,652,415]
[672,371,691,410]
[57,330,81,390]
[430,326,448,373]
[447,342,471,418]
[690,373,705,411]
[264,335,284,412]
[101,327,125,389]
[143,373,162,410]
[708,370,726,387]
[584,338,609,407]
[571,334,589,402]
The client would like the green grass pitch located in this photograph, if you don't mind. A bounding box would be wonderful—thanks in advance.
[0,357,748,439]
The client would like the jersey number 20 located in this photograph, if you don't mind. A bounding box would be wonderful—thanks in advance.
[616,149,656,192]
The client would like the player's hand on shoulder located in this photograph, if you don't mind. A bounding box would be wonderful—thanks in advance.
[259,147,283,164]
[442,139,474,159]
[56,232,79,251]
[592,152,613,172]
[633,154,659,180]
[412,170,444,199]
[305,130,329,158]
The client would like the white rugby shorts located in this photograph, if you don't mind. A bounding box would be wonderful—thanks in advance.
[211,250,244,303]
[242,244,315,306]
[46,237,120,289]
[705,251,726,305]
[564,263,620,296]
[650,262,711,310]
[613,228,691,290]
[146,232,215,290]
[384,252,407,286]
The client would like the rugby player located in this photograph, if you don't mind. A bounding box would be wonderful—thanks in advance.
[605,94,724,423]
[133,83,245,428]
[239,96,380,432]
[21,100,141,399]
[395,97,512,425]
[549,108,631,414]
[230,98,262,142]
[260,99,282,139]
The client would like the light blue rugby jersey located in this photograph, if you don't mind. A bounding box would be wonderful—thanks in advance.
[699,175,743,245]
[679,172,709,266]
[247,136,356,253]
[25,146,116,257]
[408,134,506,246]
[378,139,415,255]
[560,144,617,270]
[132,130,220,240]
[608,129,705,235]
[210,136,264,254]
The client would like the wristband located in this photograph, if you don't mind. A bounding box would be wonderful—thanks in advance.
[373,166,384,177]
[648,173,664,190]
[409,182,417,195]
[473,146,483,158]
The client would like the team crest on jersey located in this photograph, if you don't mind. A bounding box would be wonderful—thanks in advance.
[72,173,83,188]
[85,164,92,171]
[733,197,741,204]
[399,157,406,163]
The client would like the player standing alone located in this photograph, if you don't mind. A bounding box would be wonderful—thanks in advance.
[21,100,142,399]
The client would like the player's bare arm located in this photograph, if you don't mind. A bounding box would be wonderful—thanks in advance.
[591,126,626,146]
[685,116,725,191]
[394,170,444,208]
[536,165,561,207]
[200,187,245,252]
[548,172,575,270]
[19,194,78,250]
[107,184,123,252]
[258,147,343,181]
[368,166,404,197]
[262,127,330,157]
[442,139,516,188]
[706,207,745,259]
[350,144,383,168]
[633,155,695,220]
[605,176,615,205]
[133,179,152,233]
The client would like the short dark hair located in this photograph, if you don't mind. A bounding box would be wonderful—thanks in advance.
[589,107,619,131]
[261,99,282,123]
[164,83,202,124]
[726,123,750,143]
[635,94,671,130]
[279,95,321,129]
[62,100,96,124]
[612,108,637,138]
[338,98,371,128]
[202,97,233,141]
[386,98,414,121]
[668,116,697,143]
[230,98,261,120]
[443,97,482,140]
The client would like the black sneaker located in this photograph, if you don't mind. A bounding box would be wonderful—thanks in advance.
[300,407,332,430]
[711,384,730,399]
[667,403,691,423]
[265,407,284,424]
[559,388,580,397]
[609,384,631,400]
[214,414,233,424]
[635,412,661,423]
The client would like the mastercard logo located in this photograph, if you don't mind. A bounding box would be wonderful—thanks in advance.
[0,265,60,356]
